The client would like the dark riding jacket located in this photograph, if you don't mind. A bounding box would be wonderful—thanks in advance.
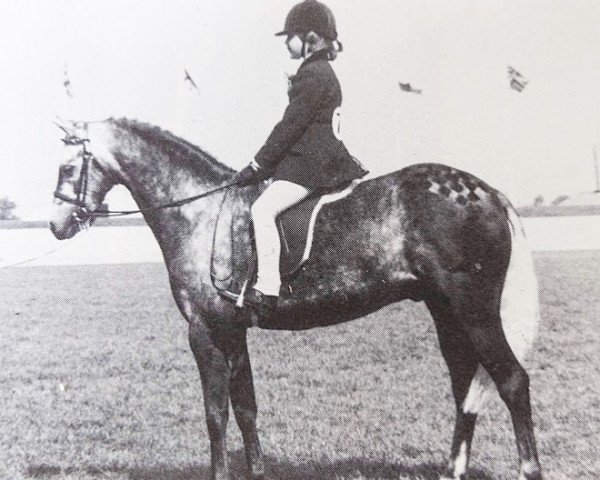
[255,49,368,189]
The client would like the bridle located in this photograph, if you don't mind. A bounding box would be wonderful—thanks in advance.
[54,133,243,219]
[53,133,109,225]
[54,134,102,210]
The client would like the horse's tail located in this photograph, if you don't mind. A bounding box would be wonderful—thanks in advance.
[463,201,540,414]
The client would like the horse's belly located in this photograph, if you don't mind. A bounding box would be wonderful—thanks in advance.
[259,271,419,330]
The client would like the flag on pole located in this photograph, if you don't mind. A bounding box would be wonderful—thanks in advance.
[399,82,422,95]
[63,63,73,97]
[184,69,200,93]
[507,66,528,92]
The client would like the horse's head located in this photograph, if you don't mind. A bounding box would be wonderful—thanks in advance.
[49,121,118,239]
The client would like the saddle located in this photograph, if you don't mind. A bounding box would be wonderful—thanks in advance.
[211,180,359,298]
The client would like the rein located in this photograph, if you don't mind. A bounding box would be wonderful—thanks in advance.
[88,182,240,218]
[54,135,242,218]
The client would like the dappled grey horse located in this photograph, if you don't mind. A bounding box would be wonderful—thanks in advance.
[50,118,542,480]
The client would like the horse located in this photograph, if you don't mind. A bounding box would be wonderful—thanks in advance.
[49,117,543,480]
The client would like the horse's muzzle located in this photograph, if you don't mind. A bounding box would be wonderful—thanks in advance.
[49,202,88,239]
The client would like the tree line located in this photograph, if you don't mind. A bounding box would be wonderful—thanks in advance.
[0,196,19,220]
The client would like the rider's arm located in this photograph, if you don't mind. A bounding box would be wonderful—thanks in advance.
[254,67,328,172]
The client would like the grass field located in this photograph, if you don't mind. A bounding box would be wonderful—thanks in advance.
[0,251,598,480]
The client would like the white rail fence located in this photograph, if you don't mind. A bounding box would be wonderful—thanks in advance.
[1,216,600,267]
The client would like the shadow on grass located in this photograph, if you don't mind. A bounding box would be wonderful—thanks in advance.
[26,451,496,480]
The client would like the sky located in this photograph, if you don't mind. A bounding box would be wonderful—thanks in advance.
[1,0,600,219]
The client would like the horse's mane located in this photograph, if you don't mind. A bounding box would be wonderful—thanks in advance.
[108,117,235,178]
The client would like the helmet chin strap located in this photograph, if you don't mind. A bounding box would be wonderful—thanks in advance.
[301,34,309,57]
[301,32,333,59]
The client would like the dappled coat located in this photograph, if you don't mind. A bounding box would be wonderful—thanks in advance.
[255,49,368,189]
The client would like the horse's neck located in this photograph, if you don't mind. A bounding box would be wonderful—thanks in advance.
[104,122,234,267]
[109,129,228,207]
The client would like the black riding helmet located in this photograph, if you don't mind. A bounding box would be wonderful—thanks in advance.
[275,0,338,41]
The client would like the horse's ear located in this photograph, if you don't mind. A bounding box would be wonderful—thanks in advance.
[53,117,74,137]
[53,118,86,146]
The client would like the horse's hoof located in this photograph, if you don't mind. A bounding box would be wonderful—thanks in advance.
[249,459,266,479]
[518,461,542,480]
[439,473,467,480]
[519,471,542,480]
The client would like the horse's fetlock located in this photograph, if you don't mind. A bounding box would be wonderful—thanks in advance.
[233,407,256,425]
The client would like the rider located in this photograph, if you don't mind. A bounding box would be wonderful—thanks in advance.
[236,0,368,315]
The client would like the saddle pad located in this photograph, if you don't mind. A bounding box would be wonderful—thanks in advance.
[277,180,360,279]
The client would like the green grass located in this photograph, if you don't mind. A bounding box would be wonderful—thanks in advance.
[0,252,598,479]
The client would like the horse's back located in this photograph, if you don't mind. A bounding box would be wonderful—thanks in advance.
[311,163,510,273]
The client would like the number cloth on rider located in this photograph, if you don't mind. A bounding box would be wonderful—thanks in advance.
[254,49,368,189]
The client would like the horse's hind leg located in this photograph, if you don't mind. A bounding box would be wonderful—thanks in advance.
[229,335,265,479]
[424,264,541,479]
[466,321,542,480]
[426,296,480,480]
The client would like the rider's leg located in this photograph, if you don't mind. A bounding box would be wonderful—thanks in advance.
[251,180,311,296]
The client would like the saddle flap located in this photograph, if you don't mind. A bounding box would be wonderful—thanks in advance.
[277,196,321,279]
[213,180,360,297]
[277,180,359,279]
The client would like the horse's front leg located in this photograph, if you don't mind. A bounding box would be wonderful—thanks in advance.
[189,318,233,480]
[229,333,265,479]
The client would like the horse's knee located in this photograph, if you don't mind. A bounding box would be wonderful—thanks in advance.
[206,406,229,433]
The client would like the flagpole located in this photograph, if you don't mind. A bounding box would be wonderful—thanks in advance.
[594,144,600,192]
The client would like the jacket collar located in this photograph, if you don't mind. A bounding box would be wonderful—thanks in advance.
[299,49,329,69]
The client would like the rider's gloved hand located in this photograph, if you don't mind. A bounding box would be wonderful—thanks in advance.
[236,161,268,186]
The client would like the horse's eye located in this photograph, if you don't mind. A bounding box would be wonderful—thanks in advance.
[60,165,76,176]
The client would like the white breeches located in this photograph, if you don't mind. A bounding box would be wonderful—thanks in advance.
[251,180,311,296]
